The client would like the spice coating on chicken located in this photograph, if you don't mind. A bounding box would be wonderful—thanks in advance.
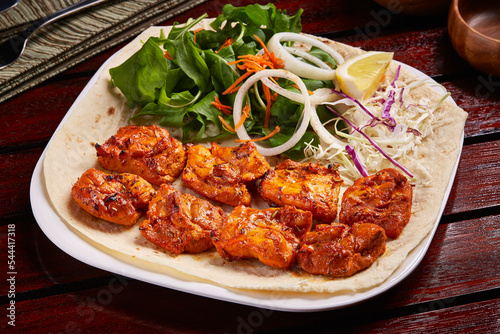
[95,125,186,186]
[297,222,386,277]
[339,168,413,238]
[71,168,155,226]
[139,183,227,254]
[181,142,270,207]
[212,205,312,269]
[258,159,343,222]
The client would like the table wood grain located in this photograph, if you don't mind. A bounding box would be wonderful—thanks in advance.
[1,0,499,332]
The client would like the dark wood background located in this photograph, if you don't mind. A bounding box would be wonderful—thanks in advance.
[1,0,499,332]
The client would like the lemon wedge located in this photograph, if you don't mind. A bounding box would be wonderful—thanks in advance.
[336,51,393,101]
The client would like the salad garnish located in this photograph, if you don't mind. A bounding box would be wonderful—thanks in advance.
[110,3,453,182]
[326,104,414,178]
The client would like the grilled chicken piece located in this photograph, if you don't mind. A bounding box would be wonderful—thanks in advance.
[339,168,412,238]
[181,142,270,207]
[139,183,227,254]
[71,168,155,226]
[258,159,343,222]
[95,125,186,186]
[297,222,386,277]
[212,205,312,269]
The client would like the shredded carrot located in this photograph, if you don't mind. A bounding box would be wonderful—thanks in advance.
[222,70,255,95]
[262,83,272,130]
[164,51,172,60]
[268,76,280,87]
[211,96,232,115]
[253,35,284,69]
[291,84,314,95]
[218,103,249,133]
[230,54,273,66]
[233,103,250,131]
[193,28,204,44]
[228,54,275,71]
[223,38,284,96]
[235,126,280,143]
[220,35,285,143]
[216,38,234,53]
[218,115,235,132]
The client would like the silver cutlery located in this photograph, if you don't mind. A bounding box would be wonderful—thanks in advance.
[0,0,19,14]
[0,0,106,70]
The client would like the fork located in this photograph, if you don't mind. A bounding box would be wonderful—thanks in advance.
[0,0,107,70]
[0,0,19,14]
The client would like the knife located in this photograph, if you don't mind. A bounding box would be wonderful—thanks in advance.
[0,0,19,14]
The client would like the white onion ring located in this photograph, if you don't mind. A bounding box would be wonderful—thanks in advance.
[283,46,332,70]
[260,78,340,105]
[233,69,312,156]
[267,32,345,81]
[258,77,345,148]
[309,106,346,148]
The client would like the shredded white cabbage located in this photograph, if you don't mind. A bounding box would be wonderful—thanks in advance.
[305,71,449,185]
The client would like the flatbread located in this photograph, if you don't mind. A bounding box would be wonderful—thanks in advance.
[43,21,467,293]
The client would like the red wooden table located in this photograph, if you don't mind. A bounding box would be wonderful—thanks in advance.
[1,0,499,332]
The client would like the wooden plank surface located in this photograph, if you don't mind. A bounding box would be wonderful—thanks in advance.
[8,280,500,333]
[444,140,500,215]
[0,218,110,294]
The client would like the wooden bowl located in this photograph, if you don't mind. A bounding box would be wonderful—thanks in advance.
[374,0,451,16]
[448,0,500,77]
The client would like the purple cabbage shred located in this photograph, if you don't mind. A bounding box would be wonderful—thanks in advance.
[391,65,401,87]
[326,105,414,179]
[346,145,369,177]
[381,90,397,132]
